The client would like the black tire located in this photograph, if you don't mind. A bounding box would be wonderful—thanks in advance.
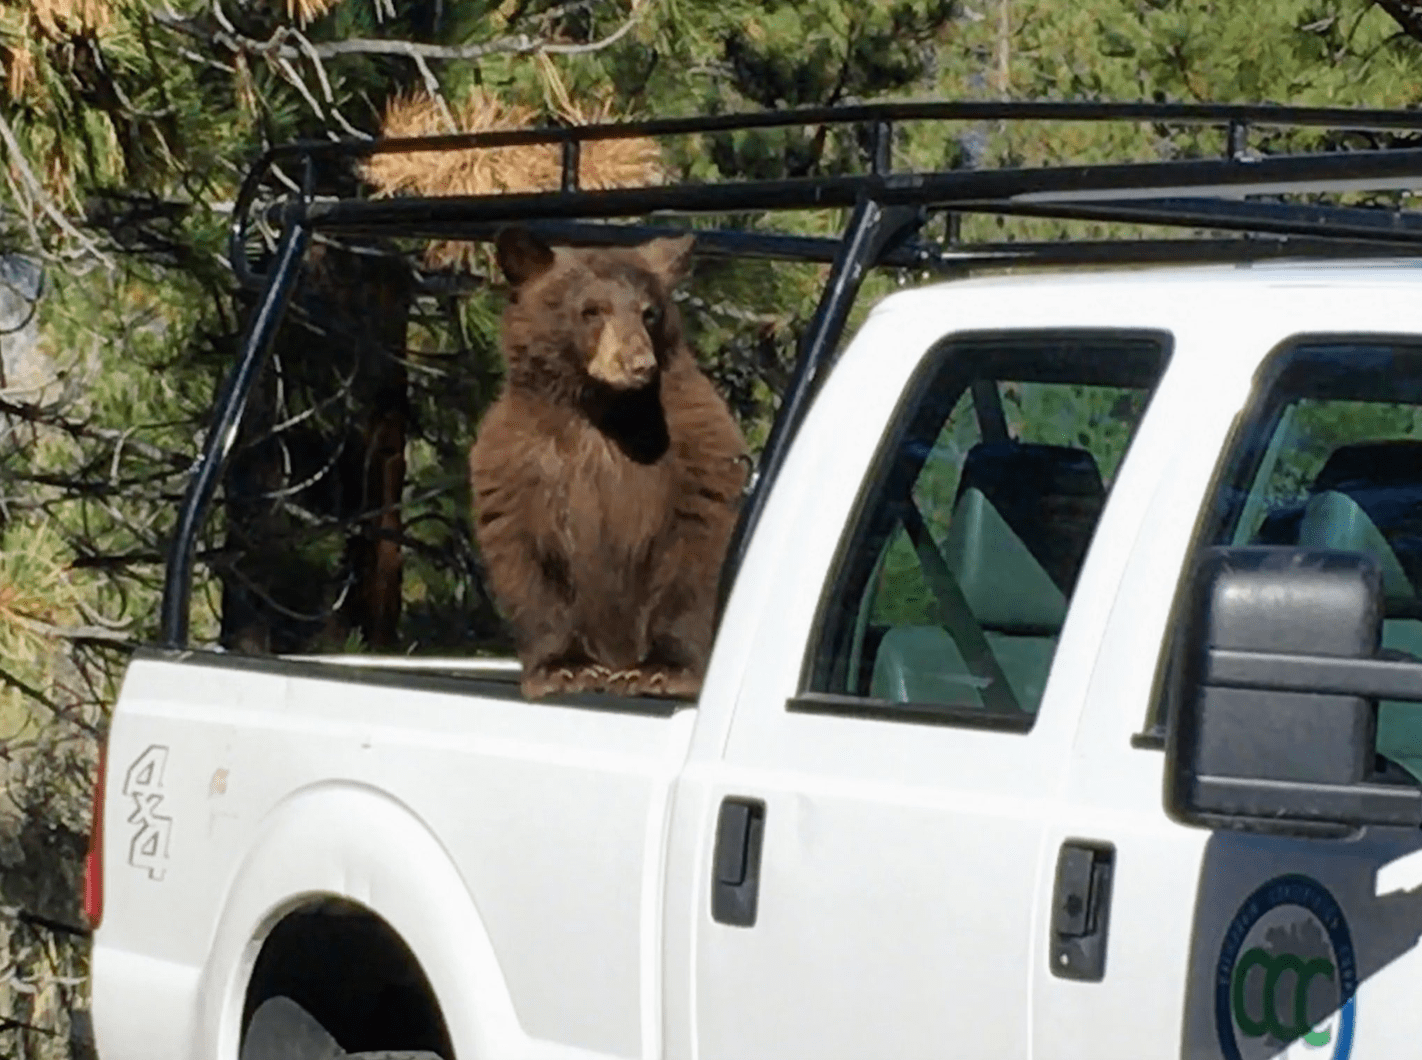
[241,997,344,1060]
[241,995,444,1060]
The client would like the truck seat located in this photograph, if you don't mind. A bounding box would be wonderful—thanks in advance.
[1310,439,1422,590]
[1297,441,1422,779]
[870,444,1104,711]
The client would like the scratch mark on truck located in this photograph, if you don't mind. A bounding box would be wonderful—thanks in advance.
[123,745,172,881]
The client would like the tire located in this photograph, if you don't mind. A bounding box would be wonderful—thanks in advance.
[241,997,344,1060]
[241,996,441,1060]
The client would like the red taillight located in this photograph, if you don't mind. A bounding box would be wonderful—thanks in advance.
[84,740,106,929]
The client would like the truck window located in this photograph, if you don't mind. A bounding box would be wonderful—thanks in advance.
[1155,338,1422,780]
[804,330,1171,728]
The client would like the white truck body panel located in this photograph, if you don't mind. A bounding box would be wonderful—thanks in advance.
[97,658,700,1060]
[674,265,1422,1060]
[93,260,1422,1060]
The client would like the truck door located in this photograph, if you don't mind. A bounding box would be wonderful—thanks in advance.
[1031,334,1422,1060]
[676,327,1172,1060]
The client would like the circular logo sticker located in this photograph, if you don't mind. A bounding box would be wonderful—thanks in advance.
[1216,874,1356,1060]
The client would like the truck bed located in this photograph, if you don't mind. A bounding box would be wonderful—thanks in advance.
[93,647,696,1060]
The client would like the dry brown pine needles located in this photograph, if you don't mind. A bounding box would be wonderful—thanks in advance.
[28,0,112,36]
[4,0,111,103]
[362,85,664,271]
[285,0,341,26]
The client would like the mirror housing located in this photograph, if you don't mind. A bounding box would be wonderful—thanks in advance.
[1166,546,1422,836]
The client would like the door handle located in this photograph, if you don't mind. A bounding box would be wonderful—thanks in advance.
[711,797,766,927]
[1050,839,1115,982]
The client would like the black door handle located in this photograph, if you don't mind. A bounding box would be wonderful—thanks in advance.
[1050,839,1115,981]
[712,797,766,927]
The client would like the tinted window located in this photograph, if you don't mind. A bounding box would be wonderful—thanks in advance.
[804,331,1170,729]
[1158,339,1422,778]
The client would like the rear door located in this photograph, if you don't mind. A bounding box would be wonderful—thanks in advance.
[1032,332,1422,1060]
[677,327,1171,1060]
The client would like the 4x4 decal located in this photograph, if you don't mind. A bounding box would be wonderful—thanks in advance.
[123,745,172,881]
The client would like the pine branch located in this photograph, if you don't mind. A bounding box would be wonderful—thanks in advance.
[0,397,191,468]
[0,668,61,715]
[0,112,112,266]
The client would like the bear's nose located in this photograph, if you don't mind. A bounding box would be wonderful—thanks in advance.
[589,318,659,389]
[625,353,656,385]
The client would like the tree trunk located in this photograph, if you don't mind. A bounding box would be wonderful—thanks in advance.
[220,244,412,655]
[340,253,412,651]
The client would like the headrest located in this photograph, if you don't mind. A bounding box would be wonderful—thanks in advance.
[1298,491,1416,609]
[1310,440,1422,593]
[1313,440,1422,495]
[955,443,1106,595]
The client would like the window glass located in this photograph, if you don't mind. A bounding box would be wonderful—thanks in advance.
[1157,340,1422,780]
[806,331,1170,728]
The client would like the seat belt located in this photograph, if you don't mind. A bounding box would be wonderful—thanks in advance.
[899,499,1022,714]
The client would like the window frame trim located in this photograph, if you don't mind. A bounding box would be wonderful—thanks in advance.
[795,325,1176,731]
[786,691,1036,732]
[1140,330,1422,749]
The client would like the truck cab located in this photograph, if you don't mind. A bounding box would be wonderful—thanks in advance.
[667,260,1422,1060]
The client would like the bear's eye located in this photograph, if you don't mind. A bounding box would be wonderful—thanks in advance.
[581,304,603,321]
[641,303,663,328]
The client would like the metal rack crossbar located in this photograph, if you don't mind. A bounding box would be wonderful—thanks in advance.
[160,99,1422,648]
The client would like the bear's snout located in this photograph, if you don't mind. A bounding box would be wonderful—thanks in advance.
[588,315,658,390]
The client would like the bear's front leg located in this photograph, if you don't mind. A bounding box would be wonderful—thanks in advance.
[494,545,590,699]
[494,543,628,699]
[471,494,584,698]
[470,429,596,699]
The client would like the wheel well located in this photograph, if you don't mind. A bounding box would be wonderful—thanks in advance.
[242,898,455,1059]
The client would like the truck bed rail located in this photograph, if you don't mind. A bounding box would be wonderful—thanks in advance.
[160,98,1422,648]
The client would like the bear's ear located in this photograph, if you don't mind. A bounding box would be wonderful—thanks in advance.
[639,234,695,287]
[495,227,557,286]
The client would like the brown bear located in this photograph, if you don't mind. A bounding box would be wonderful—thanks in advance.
[469,228,749,700]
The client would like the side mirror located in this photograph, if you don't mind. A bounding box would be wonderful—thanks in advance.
[1166,546,1422,836]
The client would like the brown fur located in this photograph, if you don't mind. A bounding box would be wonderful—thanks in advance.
[469,229,749,699]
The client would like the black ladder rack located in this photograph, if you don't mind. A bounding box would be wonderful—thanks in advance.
[161,98,1422,647]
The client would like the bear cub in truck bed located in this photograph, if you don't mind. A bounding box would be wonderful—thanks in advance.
[469,228,748,700]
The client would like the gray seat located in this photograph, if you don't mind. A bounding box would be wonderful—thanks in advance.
[1296,446,1422,780]
[870,443,1102,711]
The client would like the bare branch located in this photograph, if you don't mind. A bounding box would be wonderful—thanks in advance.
[412,53,458,131]
[272,49,333,127]
[0,668,60,714]
[288,29,371,139]
[542,0,649,55]
[2,613,134,647]
[0,396,188,467]
[153,0,651,65]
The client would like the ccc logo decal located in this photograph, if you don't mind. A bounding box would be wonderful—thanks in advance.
[1231,949,1336,1046]
[1215,874,1356,1060]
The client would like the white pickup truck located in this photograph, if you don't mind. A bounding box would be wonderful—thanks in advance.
[84,101,1422,1060]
